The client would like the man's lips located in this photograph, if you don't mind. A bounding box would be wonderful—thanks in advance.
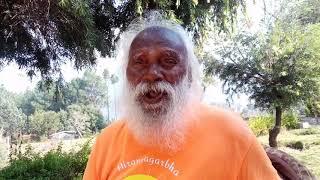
[141,90,167,104]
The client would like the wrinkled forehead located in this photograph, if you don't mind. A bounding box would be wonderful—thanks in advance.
[129,26,187,53]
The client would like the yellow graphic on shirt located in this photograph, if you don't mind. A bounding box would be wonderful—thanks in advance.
[124,174,157,180]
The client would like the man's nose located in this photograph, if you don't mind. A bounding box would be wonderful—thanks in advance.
[142,64,163,83]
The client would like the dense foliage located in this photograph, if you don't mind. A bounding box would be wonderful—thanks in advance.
[0,142,91,179]
[0,87,25,137]
[206,25,320,110]
[205,0,320,147]
[0,70,114,140]
[248,115,274,136]
[305,96,320,117]
[0,0,244,79]
[248,112,300,136]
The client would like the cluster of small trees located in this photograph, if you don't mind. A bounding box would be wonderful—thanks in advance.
[204,0,320,147]
[0,70,117,141]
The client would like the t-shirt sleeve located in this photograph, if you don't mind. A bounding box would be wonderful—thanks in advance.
[237,137,281,180]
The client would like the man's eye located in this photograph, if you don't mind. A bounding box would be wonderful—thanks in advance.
[163,58,177,65]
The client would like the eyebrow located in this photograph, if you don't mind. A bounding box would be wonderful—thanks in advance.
[129,48,148,56]
[161,49,179,57]
[130,47,180,55]
[129,45,186,63]
[131,51,145,59]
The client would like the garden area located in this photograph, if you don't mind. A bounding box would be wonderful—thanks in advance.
[259,127,320,178]
[249,113,320,178]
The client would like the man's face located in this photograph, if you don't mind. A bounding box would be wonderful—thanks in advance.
[126,27,188,114]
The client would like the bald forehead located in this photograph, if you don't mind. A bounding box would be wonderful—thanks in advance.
[130,26,187,53]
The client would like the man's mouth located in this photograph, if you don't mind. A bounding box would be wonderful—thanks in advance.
[142,90,167,104]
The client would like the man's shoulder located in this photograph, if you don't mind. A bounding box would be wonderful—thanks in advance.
[198,103,254,143]
[99,120,127,139]
[199,103,243,125]
[92,120,127,154]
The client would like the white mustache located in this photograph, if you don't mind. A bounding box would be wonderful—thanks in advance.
[134,81,175,98]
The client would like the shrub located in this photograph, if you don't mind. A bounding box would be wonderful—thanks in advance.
[248,111,300,136]
[282,112,300,130]
[0,141,91,180]
[285,141,304,151]
[248,115,274,136]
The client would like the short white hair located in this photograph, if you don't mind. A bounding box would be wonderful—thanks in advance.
[116,11,202,100]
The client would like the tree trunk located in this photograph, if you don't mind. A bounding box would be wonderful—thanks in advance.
[26,115,30,134]
[269,106,282,147]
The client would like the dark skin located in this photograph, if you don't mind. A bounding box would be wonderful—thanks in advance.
[127,26,188,106]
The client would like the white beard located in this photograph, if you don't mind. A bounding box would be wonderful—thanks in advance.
[120,76,195,152]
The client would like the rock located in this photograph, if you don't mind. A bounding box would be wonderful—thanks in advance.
[300,122,311,129]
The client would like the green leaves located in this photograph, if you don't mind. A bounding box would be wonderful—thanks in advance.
[8,69,112,137]
[29,110,63,137]
[205,0,320,112]
[305,95,320,117]
[58,0,70,7]
[0,87,25,136]
[249,112,300,136]
[0,141,91,179]
[0,0,244,79]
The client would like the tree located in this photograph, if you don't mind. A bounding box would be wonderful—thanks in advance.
[14,70,109,135]
[16,91,36,134]
[0,0,244,79]
[29,110,63,137]
[17,80,65,115]
[67,104,104,137]
[205,22,320,147]
[0,0,97,79]
[279,0,320,26]
[0,87,25,137]
[305,96,320,117]
[0,86,27,159]
[65,70,108,108]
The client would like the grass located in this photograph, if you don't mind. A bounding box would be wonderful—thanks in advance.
[20,137,95,155]
[258,126,320,178]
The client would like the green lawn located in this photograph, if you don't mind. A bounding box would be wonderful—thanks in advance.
[258,127,320,178]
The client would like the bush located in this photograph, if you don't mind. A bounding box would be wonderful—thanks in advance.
[0,141,91,180]
[248,115,274,136]
[248,111,300,136]
[282,112,299,130]
[285,141,304,151]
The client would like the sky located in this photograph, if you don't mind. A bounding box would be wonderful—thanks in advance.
[0,1,270,114]
[0,56,120,93]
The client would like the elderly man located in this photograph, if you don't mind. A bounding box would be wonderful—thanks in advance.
[84,16,280,180]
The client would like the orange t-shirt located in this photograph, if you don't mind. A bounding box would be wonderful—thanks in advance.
[84,104,280,180]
